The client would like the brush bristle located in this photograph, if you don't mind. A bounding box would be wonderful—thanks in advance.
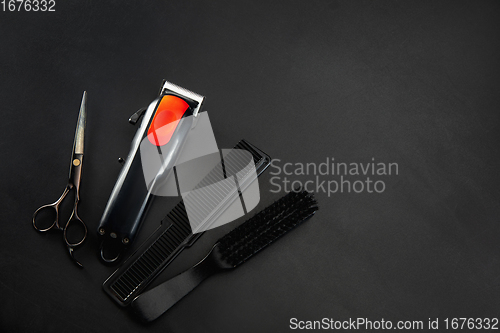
[217,190,318,267]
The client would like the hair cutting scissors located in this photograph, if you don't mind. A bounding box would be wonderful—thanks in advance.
[33,91,88,267]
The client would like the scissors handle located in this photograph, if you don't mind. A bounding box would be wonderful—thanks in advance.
[64,210,87,268]
[32,185,72,232]
[64,153,87,245]
[63,210,88,247]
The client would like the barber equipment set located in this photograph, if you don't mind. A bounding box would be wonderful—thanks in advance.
[32,81,319,322]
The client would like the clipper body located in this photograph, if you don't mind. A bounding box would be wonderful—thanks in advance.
[98,81,205,262]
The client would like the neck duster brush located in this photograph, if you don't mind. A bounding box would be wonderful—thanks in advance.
[131,189,318,322]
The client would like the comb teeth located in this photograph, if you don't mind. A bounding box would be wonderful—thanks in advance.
[105,139,271,305]
[217,190,318,267]
[110,203,191,300]
[182,143,264,232]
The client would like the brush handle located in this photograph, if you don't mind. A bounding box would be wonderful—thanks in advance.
[131,248,222,322]
[131,190,318,322]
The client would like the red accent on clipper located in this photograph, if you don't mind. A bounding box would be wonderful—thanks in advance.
[147,95,190,146]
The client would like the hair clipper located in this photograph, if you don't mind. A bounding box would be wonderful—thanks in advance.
[98,81,205,263]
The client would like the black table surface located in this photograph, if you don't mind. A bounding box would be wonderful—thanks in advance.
[1,1,499,332]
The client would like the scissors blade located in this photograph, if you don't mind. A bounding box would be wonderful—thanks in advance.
[73,91,87,155]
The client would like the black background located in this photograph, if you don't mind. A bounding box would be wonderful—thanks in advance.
[1,1,499,332]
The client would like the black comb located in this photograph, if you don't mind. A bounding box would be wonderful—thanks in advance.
[103,139,271,306]
[131,190,318,322]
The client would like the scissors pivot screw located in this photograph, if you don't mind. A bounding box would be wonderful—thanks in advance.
[122,238,130,245]
[110,232,117,238]
[99,228,106,235]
